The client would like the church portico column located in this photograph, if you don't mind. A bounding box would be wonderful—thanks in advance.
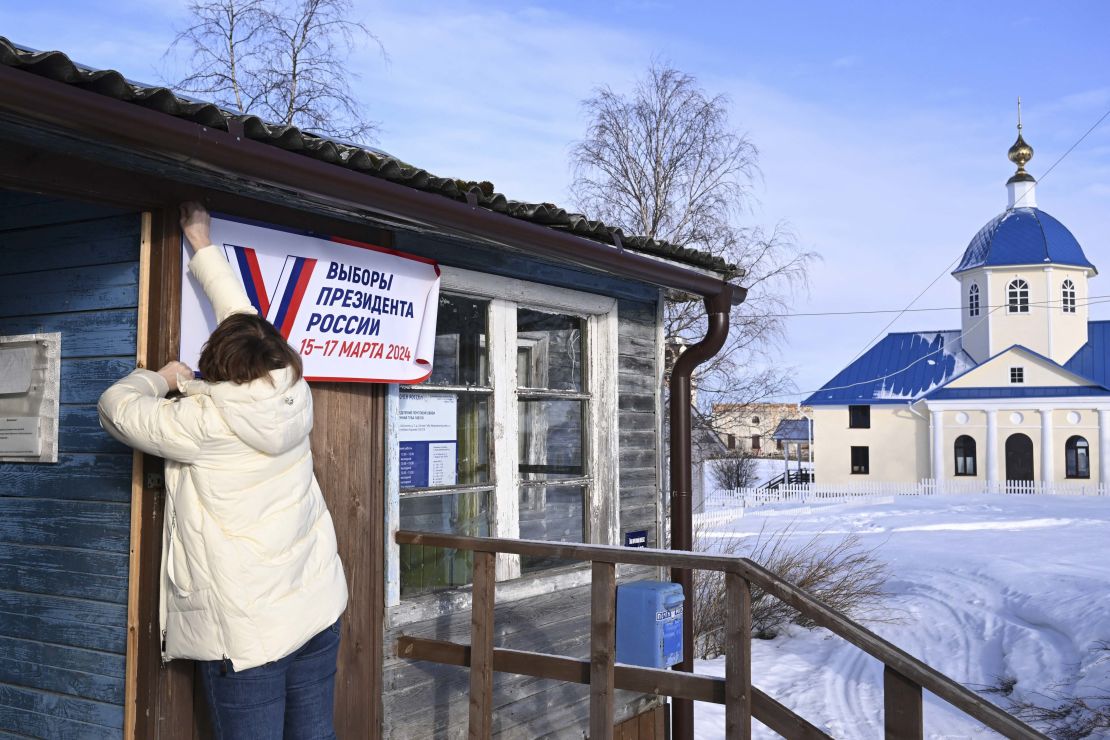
[1038,408,1054,485]
[930,410,944,485]
[1098,409,1110,487]
[985,409,999,489]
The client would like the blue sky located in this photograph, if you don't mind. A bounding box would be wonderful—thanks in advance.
[4,1,1110,400]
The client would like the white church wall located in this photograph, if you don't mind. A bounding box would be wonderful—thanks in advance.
[984,267,1051,358]
[976,265,1092,363]
[813,405,928,485]
[941,409,986,480]
[1052,409,1100,482]
[1045,266,1092,364]
[959,272,991,364]
[945,347,1092,388]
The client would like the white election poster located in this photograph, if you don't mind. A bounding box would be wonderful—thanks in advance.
[180,215,441,383]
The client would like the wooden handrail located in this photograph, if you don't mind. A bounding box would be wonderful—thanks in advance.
[395,530,1048,740]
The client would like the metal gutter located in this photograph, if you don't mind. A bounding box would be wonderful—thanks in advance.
[668,285,743,740]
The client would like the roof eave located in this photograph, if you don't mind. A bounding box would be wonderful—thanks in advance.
[0,63,739,298]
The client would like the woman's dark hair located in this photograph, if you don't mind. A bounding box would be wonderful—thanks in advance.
[198,313,303,384]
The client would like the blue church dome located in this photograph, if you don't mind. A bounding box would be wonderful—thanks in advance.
[953,207,1095,275]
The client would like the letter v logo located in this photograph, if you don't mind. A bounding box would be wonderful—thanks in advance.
[270,255,318,340]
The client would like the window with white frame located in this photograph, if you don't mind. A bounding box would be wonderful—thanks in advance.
[968,283,980,317]
[395,267,618,598]
[1010,367,1024,384]
[1007,279,1029,313]
[1062,279,1076,313]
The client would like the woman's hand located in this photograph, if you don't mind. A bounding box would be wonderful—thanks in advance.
[179,201,212,255]
[157,361,194,393]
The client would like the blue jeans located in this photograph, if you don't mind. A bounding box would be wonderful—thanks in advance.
[199,621,340,740]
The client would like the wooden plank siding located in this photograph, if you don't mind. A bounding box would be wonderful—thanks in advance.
[0,191,140,738]
[385,229,666,738]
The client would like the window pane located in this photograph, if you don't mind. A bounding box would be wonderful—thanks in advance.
[429,295,489,386]
[517,308,584,391]
[518,399,584,480]
[519,484,585,572]
[400,491,491,597]
[400,392,490,489]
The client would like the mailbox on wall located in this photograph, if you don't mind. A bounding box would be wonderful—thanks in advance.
[0,333,60,463]
[615,580,684,669]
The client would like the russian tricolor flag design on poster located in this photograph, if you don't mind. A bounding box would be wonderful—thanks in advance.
[180,215,441,383]
[224,244,272,316]
[269,256,317,340]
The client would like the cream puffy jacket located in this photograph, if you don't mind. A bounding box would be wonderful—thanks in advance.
[98,246,347,670]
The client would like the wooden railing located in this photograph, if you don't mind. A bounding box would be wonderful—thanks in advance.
[394,530,1047,740]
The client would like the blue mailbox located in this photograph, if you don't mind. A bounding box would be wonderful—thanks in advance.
[615,581,684,668]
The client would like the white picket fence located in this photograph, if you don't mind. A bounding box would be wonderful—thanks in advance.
[700,478,1108,515]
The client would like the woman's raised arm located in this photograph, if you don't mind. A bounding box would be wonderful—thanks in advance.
[179,201,257,322]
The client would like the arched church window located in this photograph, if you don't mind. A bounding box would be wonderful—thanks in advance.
[1062,279,1076,313]
[968,284,980,317]
[1007,279,1029,313]
[954,435,976,476]
[1065,436,1090,479]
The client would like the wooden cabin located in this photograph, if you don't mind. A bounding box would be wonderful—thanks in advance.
[0,37,738,739]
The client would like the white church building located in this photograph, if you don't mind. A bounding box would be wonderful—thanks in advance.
[806,124,1109,488]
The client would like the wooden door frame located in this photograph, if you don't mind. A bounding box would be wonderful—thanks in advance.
[126,208,197,739]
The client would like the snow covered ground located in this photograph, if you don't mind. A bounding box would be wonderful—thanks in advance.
[693,495,1110,738]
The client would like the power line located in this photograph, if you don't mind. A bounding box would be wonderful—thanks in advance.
[753,293,1110,318]
[734,103,1110,405]
[838,102,1110,363]
[763,278,1110,400]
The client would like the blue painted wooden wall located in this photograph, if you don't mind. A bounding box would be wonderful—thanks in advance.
[0,191,139,738]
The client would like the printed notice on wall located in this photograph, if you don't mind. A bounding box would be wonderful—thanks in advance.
[180,215,441,383]
[399,393,457,488]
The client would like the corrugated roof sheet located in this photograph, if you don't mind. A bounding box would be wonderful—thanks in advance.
[772,418,812,441]
[953,207,1094,274]
[803,330,975,406]
[1064,320,1110,385]
[0,36,734,276]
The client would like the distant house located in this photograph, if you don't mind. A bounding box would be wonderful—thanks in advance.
[762,417,813,486]
[805,127,1108,488]
[711,401,809,457]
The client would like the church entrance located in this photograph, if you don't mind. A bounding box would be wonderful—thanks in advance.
[1005,433,1035,481]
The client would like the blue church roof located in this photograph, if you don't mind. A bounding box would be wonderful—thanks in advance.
[806,322,1110,407]
[803,331,975,406]
[953,207,1095,274]
[1064,321,1110,386]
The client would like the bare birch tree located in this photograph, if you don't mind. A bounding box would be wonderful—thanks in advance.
[571,63,815,422]
[167,0,382,142]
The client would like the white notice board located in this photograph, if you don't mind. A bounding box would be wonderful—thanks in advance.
[398,393,457,488]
